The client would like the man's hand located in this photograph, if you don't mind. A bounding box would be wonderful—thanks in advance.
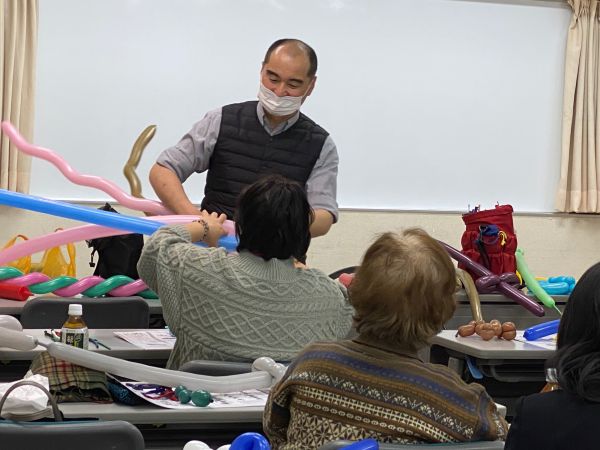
[310,209,335,237]
[150,164,201,215]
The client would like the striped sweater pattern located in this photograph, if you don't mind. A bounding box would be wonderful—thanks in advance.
[264,340,507,449]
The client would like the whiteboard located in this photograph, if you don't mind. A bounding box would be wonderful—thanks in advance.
[32,0,572,212]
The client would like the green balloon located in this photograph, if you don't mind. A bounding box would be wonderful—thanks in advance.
[177,389,191,404]
[82,275,133,297]
[191,390,213,407]
[0,266,24,279]
[174,385,186,396]
[29,276,78,294]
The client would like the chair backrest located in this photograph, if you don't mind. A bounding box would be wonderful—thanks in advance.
[0,419,145,450]
[20,296,149,329]
[179,360,254,376]
[318,441,505,450]
[328,266,358,280]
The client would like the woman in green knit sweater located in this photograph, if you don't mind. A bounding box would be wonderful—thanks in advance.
[137,175,353,370]
[264,229,508,449]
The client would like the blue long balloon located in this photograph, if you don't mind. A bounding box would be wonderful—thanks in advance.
[524,319,560,341]
[0,189,238,251]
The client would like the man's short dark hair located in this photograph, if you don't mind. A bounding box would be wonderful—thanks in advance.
[235,175,313,260]
[264,38,318,78]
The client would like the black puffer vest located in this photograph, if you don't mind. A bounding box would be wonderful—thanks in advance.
[201,101,328,218]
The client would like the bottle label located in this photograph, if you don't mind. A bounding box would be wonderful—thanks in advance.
[62,328,89,349]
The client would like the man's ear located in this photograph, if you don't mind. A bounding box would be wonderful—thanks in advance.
[304,76,317,98]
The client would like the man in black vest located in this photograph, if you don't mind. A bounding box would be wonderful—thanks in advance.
[149,38,338,237]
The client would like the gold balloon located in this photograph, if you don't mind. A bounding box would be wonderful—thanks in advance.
[456,268,484,322]
[123,125,157,199]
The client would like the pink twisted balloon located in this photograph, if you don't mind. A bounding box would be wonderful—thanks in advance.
[1,272,149,297]
[0,215,236,267]
[0,121,171,216]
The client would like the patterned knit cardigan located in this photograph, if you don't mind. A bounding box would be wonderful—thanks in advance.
[264,340,507,449]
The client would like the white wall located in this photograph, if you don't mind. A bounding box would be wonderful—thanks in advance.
[1,206,598,282]
[33,0,571,212]
[8,0,596,286]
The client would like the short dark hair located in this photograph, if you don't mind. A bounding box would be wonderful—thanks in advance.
[235,175,313,260]
[264,38,318,78]
[548,261,600,402]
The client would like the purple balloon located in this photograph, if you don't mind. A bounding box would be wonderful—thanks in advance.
[438,240,545,317]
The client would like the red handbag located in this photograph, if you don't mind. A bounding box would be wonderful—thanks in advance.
[459,204,517,281]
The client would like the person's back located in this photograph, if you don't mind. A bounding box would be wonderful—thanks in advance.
[138,175,353,369]
[142,240,352,368]
[265,340,506,449]
[505,390,600,450]
[505,261,600,450]
[264,229,507,449]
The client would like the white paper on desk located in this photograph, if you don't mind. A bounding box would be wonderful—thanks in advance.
[114,378,269,409]
[517,331,557,351]
[113,330,176,349]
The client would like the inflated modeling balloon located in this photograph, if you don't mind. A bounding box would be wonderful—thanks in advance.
[437,241,545,317]
[0,189,238,252]
[123,125,156,199]
[229,433,270,450]
[515,248,561,315]
[0,267,156,298]
[523,319,560,341]
[0,327,280,393]
[0,315,22,332]
[0,282,31,301]
[0,121,172,216]
[537,276,576,295]
[0,215,236,267]
[455,268,483,322]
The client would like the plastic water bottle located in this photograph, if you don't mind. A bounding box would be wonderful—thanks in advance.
[61,303,89,349]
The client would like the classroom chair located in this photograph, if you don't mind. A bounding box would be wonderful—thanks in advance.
[179,360,256,376]
[0,379,145,450]
[317,440,505,450]
[328,266,358,280]
[19,296,150,329]
[0,420,145,450]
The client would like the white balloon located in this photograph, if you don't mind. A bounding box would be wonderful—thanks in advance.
[0,327,36,351]
[252,357,287,383]
[0,315,22,332]
[183,441,213,450]
[0,328,278,393]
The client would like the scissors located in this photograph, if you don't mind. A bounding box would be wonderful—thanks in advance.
[89,338,111,350]
[44,329,60,342]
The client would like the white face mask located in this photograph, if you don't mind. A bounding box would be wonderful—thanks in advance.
[258,82,304,116]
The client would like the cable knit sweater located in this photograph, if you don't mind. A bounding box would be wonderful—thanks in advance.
[137,225,354,369]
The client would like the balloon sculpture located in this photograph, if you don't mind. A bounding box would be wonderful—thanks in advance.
[0,321,285,393]
[123,125,156,200]
[0,266,157,299]
[0,121,239,296]
[437,241,545,317]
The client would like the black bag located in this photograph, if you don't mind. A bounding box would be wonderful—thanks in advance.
[87,203,144,279]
